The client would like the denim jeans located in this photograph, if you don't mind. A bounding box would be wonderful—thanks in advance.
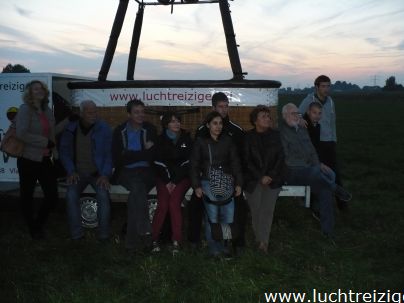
[118,167,155,249]
[65,173,111,240]
[201,180,235,255]
[286,165,336,234]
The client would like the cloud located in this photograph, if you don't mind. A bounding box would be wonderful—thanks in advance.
[155,40,179,48]
[397,40,404,50]
[78,44,105,56]
[365,37,380,45]
[14,5,33,18]
[0,39,16,45]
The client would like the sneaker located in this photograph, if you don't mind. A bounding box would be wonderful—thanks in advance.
[151,241,161,253]
[222,248,234,260]
[334,185,352,202]
[172,241,180,254]
[336,199,349,211]
[258,242,268,254]
[311,210,320,222]
[322,232,337,247]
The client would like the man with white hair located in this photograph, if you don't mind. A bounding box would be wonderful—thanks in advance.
[279,103,351,237]
[59,100,113,241]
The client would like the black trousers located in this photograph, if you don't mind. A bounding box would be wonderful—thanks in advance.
[17,157,58,234]
[233,194,248,247]
[187,192,248,246]
[187,193,204,243]
[318,141,342,186]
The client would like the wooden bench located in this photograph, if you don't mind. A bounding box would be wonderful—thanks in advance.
[72,184,311,208]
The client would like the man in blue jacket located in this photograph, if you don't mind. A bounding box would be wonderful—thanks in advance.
[59,100,112,241]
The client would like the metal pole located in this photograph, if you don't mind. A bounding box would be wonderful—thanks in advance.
[218,0,245,80]
[98,0,130,81]
[127,4,145,80]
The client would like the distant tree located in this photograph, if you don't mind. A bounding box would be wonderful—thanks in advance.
[333,80,361,92]
[385,76,397,89]
[383,76,404,91]
[2,63,30,73]
[362,86,382,92]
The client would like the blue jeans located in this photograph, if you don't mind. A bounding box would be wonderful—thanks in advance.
[201,180,235,255]
[118,167,155,249]
[66,173,111,240]
[286,165,336,234]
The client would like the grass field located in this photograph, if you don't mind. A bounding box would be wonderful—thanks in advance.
[1,93,403,303]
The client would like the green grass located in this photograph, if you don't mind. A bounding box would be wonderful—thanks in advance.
[1,93,404,302]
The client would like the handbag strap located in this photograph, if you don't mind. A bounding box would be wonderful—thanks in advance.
[208,144,213,165]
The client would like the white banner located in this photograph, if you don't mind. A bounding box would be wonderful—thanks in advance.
[72,87,278,107]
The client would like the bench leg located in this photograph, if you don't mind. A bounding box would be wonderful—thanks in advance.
[305,186,311,208]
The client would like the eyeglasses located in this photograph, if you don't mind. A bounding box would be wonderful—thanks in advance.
[289,112,302,117]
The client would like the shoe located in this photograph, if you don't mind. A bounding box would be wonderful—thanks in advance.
[151,241,161,253]
[311,210,320,222]
[334,185,352,202]
[172,241,180,254]
[322,232,337,247]
[337,199,349,211]
[31,230,45,240]
[30,227,45,240]
[208,251,221,260]
[97,237,110,244]
[222,248,233,260]
[258,242,268,254]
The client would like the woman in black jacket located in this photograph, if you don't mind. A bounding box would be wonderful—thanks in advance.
[243,105,285,254]
[151,112,192,253]
[190,111,243,257]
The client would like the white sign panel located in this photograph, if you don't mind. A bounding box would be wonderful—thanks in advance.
[72,87,278,107]
[0,74,51,182]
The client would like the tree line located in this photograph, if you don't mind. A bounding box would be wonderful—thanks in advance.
[2,63,403,93]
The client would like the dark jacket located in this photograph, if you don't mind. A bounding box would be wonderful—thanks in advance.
[154,130,193,184]
[190,134,243,189]
[59,119,113,177]
[279,120,319,168]
[111,121,157,179]
[303,113,321,155]
[195,116,244,158]
[243,128,286,192]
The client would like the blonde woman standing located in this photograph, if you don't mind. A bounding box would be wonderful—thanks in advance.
[16,80,58,239]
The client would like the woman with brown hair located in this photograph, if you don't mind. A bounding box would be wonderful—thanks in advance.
[151,111,193,253]
[243,105,285,253]
[190,111,243,258]
[16,80,58,239]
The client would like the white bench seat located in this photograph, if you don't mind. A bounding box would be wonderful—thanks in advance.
[56,184,311,208]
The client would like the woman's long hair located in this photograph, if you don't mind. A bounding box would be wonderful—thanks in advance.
[23,80,50,110]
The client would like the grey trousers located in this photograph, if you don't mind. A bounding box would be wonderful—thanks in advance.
[245,184,281,244]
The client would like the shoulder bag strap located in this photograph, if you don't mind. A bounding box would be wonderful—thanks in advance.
[208,143,213,165]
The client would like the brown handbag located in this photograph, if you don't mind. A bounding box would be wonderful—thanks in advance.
[0,126,24,157]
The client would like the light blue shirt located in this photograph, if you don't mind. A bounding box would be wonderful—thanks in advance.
[125,123,149,168]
